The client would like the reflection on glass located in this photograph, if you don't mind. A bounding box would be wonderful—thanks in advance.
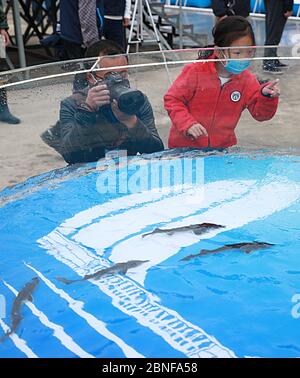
[0,44,299,189]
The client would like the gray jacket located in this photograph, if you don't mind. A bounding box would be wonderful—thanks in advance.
[57,89,164,164]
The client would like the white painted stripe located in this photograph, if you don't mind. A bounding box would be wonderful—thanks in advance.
[68,180,255,283]
[3,281,94,358]
[57,182,200,236]
[182,180,300,229]
[38,233,236,358]
[72,180,255,248]
[37,177,300,357]
[0,319,38,358]
[108,178,300,284]
[25,263,144,358]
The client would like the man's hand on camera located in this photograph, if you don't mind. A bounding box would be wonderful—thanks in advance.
[111,100,137,129]
[85,84,110,111]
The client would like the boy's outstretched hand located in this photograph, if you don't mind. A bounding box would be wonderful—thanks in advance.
[262,79,280,98]
[186,123,208,139]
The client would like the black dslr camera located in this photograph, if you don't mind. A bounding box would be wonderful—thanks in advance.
[97,72,146,115]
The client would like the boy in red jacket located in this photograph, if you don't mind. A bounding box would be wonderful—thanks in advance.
[164,16,280,149]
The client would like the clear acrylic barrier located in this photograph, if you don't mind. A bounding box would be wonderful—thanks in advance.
[0,46,299,189]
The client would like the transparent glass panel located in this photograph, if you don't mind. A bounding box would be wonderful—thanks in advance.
[0,46,299,189]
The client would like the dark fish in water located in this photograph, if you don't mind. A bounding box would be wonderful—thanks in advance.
[181,242,275,261]
[142,223,225,238]
[0,277,39,342]
[56,260,149,285]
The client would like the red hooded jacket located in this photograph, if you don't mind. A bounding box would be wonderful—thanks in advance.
[164,57,279,149]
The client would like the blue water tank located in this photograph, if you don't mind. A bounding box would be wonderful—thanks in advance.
[250,0,299,16]
[250,0,265,13]
[168,0,299,16]
[170,0,212,7]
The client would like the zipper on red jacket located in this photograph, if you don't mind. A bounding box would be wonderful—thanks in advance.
[208,79,230,147]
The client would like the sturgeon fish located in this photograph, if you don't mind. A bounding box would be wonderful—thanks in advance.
[142,223,225,238]
[181,242,275,261]
[56,260,149,285]
[1,277,39,342]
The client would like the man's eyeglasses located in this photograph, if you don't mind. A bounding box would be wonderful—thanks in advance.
[92,67,129,81]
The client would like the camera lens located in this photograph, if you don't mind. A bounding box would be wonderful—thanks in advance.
[118,91,145,115]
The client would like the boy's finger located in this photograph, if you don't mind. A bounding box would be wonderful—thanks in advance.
[200,125,208,136]
[267,79,280,89]
[263,87,275,94]
[111,101,119,109]
[93,84,108,92]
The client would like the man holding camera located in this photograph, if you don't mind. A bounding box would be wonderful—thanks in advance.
[41,41,164,164]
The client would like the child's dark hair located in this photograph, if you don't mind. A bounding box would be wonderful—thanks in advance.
[82,39,129,71]
[75,40,129,92]
[213,16,255,47]
[198,16,256,59]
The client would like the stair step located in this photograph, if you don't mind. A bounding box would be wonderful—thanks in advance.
[159,25,173,33]
[181,23,193,30]
[131,2,208,49]
[167,13,180,19]
[158,20,174,27]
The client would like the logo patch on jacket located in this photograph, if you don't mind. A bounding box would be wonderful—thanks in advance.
[231,91,241,102]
